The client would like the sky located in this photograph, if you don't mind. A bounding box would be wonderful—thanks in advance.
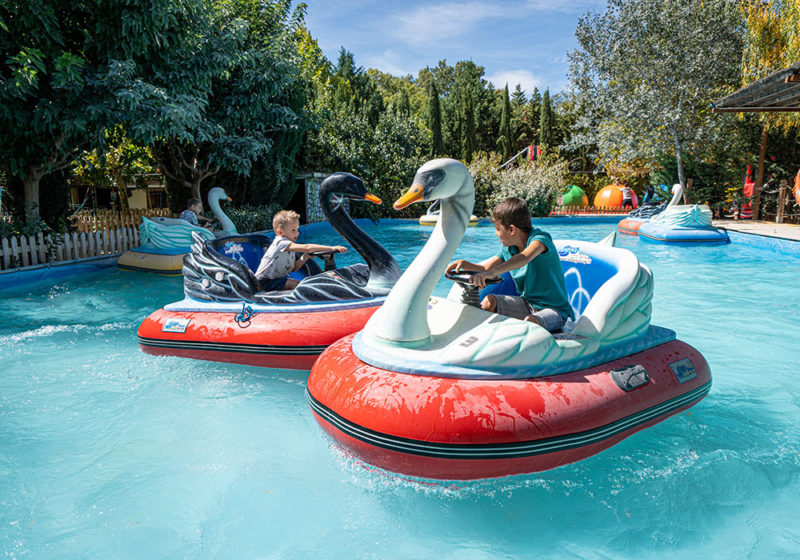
[300,0,606,96]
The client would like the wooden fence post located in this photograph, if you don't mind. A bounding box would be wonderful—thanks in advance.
[776,179,788,224]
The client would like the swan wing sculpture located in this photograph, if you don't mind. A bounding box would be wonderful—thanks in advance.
[183,232,261,302]
[650,183,712,227]
[139,216,215,249]
[207,187,238,235]
[359,158,654,376]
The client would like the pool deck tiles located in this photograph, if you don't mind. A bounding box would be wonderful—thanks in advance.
[712,219,800,242]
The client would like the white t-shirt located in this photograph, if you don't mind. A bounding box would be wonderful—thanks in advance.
[620,186,632,200]
[255,236,295,279]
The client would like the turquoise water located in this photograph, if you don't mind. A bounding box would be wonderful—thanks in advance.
[1,221,799,559]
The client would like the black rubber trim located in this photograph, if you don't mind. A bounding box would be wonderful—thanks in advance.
[138,335,327,355]
[307,381,711,460]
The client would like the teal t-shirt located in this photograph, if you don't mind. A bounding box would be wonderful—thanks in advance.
[496,228,575,321]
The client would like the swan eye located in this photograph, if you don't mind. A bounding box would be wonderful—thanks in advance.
[331,194,345,210]
[416,169,445,197]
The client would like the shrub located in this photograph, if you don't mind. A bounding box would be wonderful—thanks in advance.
[487,159,568,217]
[467,152,503,217]
[225,203,283,233]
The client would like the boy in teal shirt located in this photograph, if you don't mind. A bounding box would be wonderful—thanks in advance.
[446,197,574,332]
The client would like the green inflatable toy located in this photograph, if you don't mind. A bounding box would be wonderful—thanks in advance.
[562,185,588,207]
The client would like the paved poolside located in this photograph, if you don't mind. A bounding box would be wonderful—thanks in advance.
[712,219,800,242]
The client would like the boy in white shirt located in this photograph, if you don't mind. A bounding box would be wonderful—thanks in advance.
[255,210,347,292]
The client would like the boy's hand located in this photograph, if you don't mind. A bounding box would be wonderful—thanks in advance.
[332,245,347,253]
[446,259,467,274]
[470,271,494,288]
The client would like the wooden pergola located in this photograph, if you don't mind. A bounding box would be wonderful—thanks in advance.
[712,61,800,113]
[712,62,800,222]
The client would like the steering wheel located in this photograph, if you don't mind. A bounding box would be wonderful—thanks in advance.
[445,272,502,307]
[310,250,338,272]
[444,272,502,285]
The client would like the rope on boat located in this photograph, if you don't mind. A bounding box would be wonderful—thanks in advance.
[233,303,256,328]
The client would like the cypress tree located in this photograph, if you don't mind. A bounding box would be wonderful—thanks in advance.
[461,88,476,163]
[428,82,444,156]
[497,84,513,161]
[539,89,554,149]
[395,88,410,117]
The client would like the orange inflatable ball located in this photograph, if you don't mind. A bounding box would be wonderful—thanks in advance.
[593,184,638,209]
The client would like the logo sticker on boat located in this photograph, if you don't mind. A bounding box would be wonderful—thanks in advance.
[668,358,697,383]
[558,246,592,264]
[163,318,191,333]
[223,242,244,255]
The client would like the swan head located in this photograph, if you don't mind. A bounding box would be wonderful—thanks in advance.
[394,158,472,210]
[320,173,382,210]
[208,187,232,204]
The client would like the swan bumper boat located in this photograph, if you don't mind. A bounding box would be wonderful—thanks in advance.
[138,174,402,369]
[306,159,711,480]
[118,187,236,274]
[634,184,728,244]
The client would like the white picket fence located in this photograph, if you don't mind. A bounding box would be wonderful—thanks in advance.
[0,226,140,270]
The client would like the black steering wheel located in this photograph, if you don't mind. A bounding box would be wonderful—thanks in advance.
[444,272,502,285]
[445,272,502,307]
[310,250,338,272]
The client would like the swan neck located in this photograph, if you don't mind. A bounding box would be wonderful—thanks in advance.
[367,186,473,343]
[209,196,236,234]
[321,194,398,288]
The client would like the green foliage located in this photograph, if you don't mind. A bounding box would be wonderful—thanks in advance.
[225,203,283,233]
[487,157,568,217]
[427,82,444,157]
[568,0,743,189]
[538,90,554,149]
[497,85,513,161]
[467,152,503,217]
[306,106,427,219]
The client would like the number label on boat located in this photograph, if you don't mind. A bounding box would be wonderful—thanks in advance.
[668,358,697,384]
[163,318,191,333]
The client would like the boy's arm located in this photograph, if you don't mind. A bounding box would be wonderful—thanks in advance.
[471,241,546,287]
[287,242,348,254]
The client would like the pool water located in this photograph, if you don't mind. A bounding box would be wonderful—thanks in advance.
[1,221,799,559]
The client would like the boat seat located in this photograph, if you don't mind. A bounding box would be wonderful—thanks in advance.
[555,240,652,340]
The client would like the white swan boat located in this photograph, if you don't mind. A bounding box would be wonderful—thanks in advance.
[118,187,235,274]
[306,158,712,480]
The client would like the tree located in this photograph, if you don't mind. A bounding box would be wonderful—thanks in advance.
[427,82,444,156]
[73,126,156,213]
[0,1,111,214]
[113,0,309,203]
[568,0,743,189]
[497,84,513,161]
[461,88,477,163]
[740,0,800,217]
[539,89,554,149]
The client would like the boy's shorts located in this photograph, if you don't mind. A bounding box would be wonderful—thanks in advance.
[258,276,288,292]
[492,295,566,332]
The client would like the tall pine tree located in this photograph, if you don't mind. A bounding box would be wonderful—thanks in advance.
[427,82,444,156]
[497,84,513,161]
[538,89,554,149]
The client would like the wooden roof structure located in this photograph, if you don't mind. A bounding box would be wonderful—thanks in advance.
[712,62,800,112]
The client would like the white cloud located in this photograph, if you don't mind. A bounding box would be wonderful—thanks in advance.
[486,69,544,95]
[393,2,505,43]
[362,50,412,76]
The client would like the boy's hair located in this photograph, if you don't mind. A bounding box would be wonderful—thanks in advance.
[273,209,300,232]
[187,198,202,210]
[491,197,532,233]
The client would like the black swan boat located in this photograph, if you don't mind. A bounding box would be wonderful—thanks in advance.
[137,173,401,370]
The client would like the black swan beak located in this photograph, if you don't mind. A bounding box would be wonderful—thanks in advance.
[364,193,382,205]
[393,184,423,210]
